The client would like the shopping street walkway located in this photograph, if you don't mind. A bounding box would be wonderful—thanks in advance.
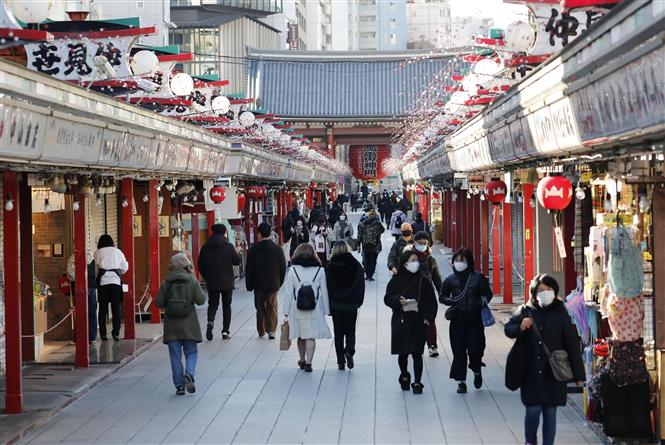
[16,214,601,445]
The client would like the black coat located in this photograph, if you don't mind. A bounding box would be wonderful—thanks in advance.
[197,234,241,291]
[440,270,492,323]
[325,252,365,311]
[411,218,426,234]
[245,239,287,293]
[505,299,586,406]
[284,218,310,257]
[328,204,342,227]
[357,216,385,253]
[387,237,413,270]
[384,271,438,355]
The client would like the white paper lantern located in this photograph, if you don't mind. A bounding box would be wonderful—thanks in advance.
[211,95,230,114]
[503,21,535,53]
[473,59,503,77]
[462,74,481,96]
[7,0,55,23]
[170,73,194,96]
[239,111,255,128]
[449,91,472,105]
[261,123,275,135]
[279,134,291,145]
[130,50,159,75]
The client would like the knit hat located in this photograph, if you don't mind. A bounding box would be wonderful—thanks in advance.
[170,252,193,270]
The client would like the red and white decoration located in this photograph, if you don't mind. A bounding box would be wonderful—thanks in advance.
[484,178,508,204]
[348,145,392,180]
[209,186,226,203]
[536,175,573,210]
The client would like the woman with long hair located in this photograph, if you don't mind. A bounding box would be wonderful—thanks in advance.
[281,243,331,372]
[384,250,438,394]
[326,241,365,370]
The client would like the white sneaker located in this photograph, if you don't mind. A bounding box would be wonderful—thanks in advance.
[429,347,439,358]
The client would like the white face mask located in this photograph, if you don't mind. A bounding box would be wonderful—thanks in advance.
[415,244,427,252]
[340,215,346,221]
[405,261,420,273]
[536,290,556,307]
[453,261,468,272]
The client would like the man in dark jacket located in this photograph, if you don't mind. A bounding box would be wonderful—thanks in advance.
[387,222,414,274]
[328,201,343,228]
[357,209,385,281]
[245,223,287,339]
[198,223,241,340]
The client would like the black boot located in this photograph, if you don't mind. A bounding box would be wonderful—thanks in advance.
[457,382,467,394]
[206,322,213,341]
[474,371,483,389]
[399,372,411,391]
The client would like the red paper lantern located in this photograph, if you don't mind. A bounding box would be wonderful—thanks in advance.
[414,184,425,194]
[537,175,573,210]
[237,192,246,212]
[484,178,507,204]
[209,186,226,203]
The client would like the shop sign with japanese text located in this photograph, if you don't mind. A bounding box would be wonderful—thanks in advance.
[0,104,47,160]
[41,117,103,165]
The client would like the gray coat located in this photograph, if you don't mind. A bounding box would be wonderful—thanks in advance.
[156,268,206,343]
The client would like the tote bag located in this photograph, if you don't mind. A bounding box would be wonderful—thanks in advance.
[280,320,291,351]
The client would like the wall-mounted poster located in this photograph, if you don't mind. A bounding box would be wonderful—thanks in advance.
[159,216,170,237]
[133,216,142,237]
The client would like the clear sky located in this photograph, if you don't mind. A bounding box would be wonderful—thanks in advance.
[449,0,530,27]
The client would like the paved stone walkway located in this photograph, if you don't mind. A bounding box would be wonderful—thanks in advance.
[18,215,601,445]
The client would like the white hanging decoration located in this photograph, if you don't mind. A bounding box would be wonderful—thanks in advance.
[6,0,55,23]
[211,95,231,114]
[170,72,194,96]
[473,59,504,77]
[239,111,256,128]
[130,50,159,75]
[503,21,536,53]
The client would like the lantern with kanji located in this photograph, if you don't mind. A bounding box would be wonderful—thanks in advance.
[537,175,573,210]
[484,178,507,204]
[209,186,226,204]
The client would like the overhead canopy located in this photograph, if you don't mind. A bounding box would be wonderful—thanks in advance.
[246,49,462,121]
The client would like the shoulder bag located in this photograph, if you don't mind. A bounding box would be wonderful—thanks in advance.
[530,317,574,382]
[505,306,527,390]
[444,274,471,321]
[480,296,495,327]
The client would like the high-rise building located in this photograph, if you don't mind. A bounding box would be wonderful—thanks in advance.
[305,0,333,50]
[262,0,308,49]
[450,16,494,48]
[406,0,451,50]
[331,0,406,51]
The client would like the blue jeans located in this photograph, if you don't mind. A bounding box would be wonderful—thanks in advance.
[88,288,97,342]
[525,405,557,445]
[167,340,198,388]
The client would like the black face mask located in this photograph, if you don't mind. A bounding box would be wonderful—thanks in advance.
[402,230,412,238]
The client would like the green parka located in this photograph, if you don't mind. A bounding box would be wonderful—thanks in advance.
[156,267,206,343]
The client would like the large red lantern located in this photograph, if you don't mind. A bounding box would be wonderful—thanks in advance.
[209,186,226,203]
[537,175,573,210]
[484,178,507,204]
[237,192,246,212]
[414,184,425,194]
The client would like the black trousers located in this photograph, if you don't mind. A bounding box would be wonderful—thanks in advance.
[208,289,233,332]
[98,284,123,338]
[331,310,358,365]
[449,320,486,381]
[362,251,378,279]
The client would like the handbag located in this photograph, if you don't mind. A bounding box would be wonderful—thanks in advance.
[530,319,574,382]
[279,320,291,351]
[505,337,527,390]
[480,297,495,327]
[444,274,471,321]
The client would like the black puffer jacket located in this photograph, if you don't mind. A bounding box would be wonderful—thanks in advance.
[357,216,385,253]
[325,252,365,311]
[197,234,241,290]
[245,239,287,293]
[505,299,585,406]
[440,269,492,323]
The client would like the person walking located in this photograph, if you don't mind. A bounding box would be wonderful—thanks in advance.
[281,243,331,372]
[440,248,492,393]
[326,241,365,370]
[198,223,241,340]
[308,199,323,229]
[328,200,343,228]
[505,274,585,445]
[94,235,128,342]
[333,211,354,246]
[245,223,287,339]
[285,215,309,259]
[411,232,443,358]
[310,216,334,266]
[156,253,206,396]
[411,212,428,234]
[387,222,414,275]
[384,251,438,394]
[357,209,385,281]
[350,193,358,212]
[389,205,408,240]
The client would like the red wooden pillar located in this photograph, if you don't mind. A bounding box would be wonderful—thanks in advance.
[492,204,501,295]
[502,203,513,304]
[276,191,283,243]
[465,195,473,249]
[481,200,490,277]
[459,194,466,248]
[243,196,251,246]
[148,180,161,323]
[191,213,200,280]
[456,190,463,249]
[120,179,136,339]
[451,192,458,250]
[3,171,22,413]
[287,191,294,211]
[523,183,535,301]
[473,194,481,270]
[445,191,451,247]
[19,178,34,361]
[207,210,215,237]
[74,192,89,367]
[252,197,260,245]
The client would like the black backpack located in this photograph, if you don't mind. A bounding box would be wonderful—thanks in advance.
[164,279,194,317]
[393,213,404,230]
[293,267,321,311]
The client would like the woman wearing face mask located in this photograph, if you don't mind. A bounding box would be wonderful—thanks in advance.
[440,248,492,393]
[384,251,438,394]
[311,217,334,266]
[333,212,354,247]
[505,274,585,445]
[286,216,309,260]
[410,232,442,358]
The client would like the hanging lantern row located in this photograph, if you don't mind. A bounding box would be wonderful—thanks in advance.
[245,185,268,199]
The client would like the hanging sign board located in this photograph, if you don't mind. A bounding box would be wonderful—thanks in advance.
[554,226,567,259]
[41,116,103,165]
[0,103,47,161]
